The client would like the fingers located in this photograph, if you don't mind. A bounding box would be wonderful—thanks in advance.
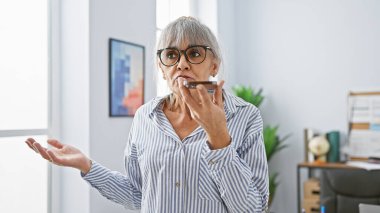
[32,142,53,162]
[196,84,212,105]
[25,140,37,152]
[178,79,200,110]
[25,138,66,165]
[33,142,64,165]
[213,80,225,107]
[179,79,222,108]
[47,139,64,149]
[25,138,39,153]
[46,150,64,166]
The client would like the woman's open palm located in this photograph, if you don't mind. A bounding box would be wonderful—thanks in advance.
[25,138,92,174]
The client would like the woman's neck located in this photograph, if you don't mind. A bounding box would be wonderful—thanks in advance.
[164,93,193,120]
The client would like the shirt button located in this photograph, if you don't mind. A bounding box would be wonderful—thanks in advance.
[209,160,215,165]
[175,182,180,187]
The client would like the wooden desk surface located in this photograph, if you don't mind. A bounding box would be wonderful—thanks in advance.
[297,162,362,170]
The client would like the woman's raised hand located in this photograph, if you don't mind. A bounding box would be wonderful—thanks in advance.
[25,138,92,174]
[178,79,231,150]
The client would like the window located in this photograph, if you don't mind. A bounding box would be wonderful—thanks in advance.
[0,136,48,213]
[0,1,52,212]
[156,0,191,97]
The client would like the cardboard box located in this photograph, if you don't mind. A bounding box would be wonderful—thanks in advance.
[303,198,320,213]
[304,178,320,199]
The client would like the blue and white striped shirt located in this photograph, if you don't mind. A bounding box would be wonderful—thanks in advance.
[83,91,269,212]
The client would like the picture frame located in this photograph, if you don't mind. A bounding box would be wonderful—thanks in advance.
[109,38,145,117]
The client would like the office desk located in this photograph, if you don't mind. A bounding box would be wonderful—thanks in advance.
[297,162,361,213]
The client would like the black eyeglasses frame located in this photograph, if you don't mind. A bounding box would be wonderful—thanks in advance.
[157,45,213,67]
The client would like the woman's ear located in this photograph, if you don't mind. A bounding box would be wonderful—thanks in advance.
[210,60,219,77]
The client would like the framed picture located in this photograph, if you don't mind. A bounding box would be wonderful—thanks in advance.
[109,38,145,117]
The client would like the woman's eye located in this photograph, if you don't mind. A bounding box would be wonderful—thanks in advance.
[189,51,201,58]
[166,52,178,59]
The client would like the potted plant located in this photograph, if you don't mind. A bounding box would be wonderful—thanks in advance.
[232,85,289,206]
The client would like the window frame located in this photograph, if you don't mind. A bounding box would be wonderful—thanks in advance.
[0,1,61,212]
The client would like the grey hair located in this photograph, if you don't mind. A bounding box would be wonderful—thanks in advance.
[156,16,223,110]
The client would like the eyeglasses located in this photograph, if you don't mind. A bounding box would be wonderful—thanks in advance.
[157,45,213,67]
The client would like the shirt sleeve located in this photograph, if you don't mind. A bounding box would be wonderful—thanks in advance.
[202,112,269,212]
[81,159,141,209]
[81,120,142,210]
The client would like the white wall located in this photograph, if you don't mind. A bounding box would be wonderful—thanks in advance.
[218,0,380,212]
[216,0,236,88]
[59,0,155,213]
[60,0,90,213]
[89,0,156,213]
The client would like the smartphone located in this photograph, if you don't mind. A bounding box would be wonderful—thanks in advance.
[184,81,217,93]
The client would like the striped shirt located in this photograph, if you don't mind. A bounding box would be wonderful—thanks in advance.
[83,91,269,212]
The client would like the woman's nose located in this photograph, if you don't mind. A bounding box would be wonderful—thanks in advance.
[177,54,190,70]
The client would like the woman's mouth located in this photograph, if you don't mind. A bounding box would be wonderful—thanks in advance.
[175,76,194,81]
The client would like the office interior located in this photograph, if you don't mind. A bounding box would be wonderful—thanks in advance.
[1,0,380,213]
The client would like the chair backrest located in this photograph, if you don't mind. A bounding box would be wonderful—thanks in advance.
[359,203,380,213]
[320,169,380,213]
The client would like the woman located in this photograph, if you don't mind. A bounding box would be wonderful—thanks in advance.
[26,16,269,212]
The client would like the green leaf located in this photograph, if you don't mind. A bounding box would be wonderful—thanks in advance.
[232,85,264,107]
[269,172,279,197]
[264,126,280,161]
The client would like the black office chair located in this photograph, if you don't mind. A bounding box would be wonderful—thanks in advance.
[320,169,380,213]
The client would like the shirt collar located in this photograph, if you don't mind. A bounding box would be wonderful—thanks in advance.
[147,96,165,119]
[222,89,250,120]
